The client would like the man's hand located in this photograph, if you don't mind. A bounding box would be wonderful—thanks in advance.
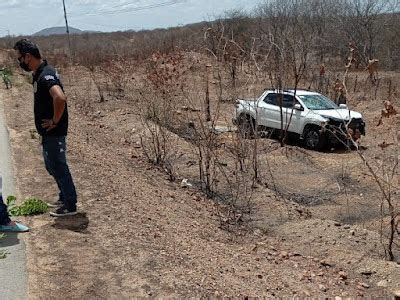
[42,119,57,131]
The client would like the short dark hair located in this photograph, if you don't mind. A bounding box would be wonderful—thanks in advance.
[13,39,41,59]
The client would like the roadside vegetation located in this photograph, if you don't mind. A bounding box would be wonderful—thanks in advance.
[0,68,12,89]
[6,196,48,216]
[2,0,397,261]
[0,0,398,297]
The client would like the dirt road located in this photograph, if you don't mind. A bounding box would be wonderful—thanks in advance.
[0,88,28,300]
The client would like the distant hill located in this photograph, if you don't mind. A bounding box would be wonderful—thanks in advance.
[32,27,100,37]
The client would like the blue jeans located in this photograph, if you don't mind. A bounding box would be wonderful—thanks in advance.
[0,196,11,225]
[42,136,77,211]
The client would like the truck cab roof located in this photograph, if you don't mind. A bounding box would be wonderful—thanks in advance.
[265,89,319,96]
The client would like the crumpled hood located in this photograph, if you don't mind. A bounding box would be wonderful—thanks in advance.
[312,109,363,121]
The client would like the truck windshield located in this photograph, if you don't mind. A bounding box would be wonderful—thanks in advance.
[298,94,338,110]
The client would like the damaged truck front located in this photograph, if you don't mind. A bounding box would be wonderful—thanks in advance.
[233,89,366,150]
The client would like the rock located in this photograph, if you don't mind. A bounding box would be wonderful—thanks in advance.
[279,251,289,259]
[335,297,343,300]
[181,179,193,188]
[181,105,200,112]
[393,290,400,299]
[350,230,355,236]
[319,284,328,292]
[360,269,375,276]
[377,280,388,288]
[212,125,233,134]
[93,110,104,118]
[334,222,342,227]
[339,271,348,280]
[253,229,262,236]
[358,282,370,289]
[301,271,310,280]
[343,224,351,229]
[320,259,335,267]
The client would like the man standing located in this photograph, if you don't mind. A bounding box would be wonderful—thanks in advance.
[14,39,77,217]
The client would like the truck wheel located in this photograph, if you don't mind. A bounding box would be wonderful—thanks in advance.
[238,115,256,138]
[303,126,326,151]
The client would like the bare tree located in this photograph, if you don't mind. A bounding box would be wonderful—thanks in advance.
[338,0,391,63]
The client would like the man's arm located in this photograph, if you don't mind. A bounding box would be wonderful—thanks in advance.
[41,85,66,131]
[49,85,66,124]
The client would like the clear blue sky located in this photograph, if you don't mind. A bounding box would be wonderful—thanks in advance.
[0,0,261,36]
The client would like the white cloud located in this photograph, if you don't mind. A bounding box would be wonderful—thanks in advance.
[0,0,60,9]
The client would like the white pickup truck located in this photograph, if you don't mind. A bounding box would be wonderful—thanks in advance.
[233,89,365,150]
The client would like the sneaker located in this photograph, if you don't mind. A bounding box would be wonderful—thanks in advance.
[0,222,30,232]
[46,200,64,208]
[49,207,77,217]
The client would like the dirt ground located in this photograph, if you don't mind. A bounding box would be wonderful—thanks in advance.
[0,50,399,298]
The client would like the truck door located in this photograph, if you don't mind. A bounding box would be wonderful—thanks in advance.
[260,93,282,129]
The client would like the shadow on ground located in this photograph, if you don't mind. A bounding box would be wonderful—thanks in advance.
[0,233,20,247]
[51,212,89,232]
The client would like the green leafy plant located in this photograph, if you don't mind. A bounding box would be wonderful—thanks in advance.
[0,68,12,89]
[6,195,16,206]
[7,195,48,216]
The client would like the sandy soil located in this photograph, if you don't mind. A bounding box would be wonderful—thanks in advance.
[0,50,399,298]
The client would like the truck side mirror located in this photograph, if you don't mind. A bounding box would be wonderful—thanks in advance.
[294,103,304,111]
[339,103,348,108]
